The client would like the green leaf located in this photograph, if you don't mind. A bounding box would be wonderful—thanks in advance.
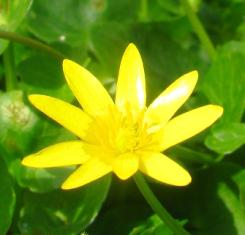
[129,215,172,235]
[11,116,76,193]
[0,0,33,54]
[199,1,245,43]
[26,0,98,45]
[205,123,245,154]
[89,22,130,84]
[18,175,111,234]
[142,0,185,22]
[99,0,138,22]
[216,182,245,235]
[234,170,245,213]
[0,90,75,193]
[10,159,75,193]
[0,157,16,235]
[87,204,150,235]
[26,0,139,45]
[0,90,38,158]
[131,23,203,102]
[202,41,245,154]
[202,41,245,123]
[129,214,187,235]
[153,163,245,235]
[17,53,73,101]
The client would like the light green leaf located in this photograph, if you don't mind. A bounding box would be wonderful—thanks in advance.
[129,214,187,235]
[0,90,38,158]
[202,41,245,123]
[12,116,76,193]
[26,0,99,45]
[206,123,245,154]
[26,0,139,45]
[10,159,75,193]
[202,41,245,154]
[0,0,33,54]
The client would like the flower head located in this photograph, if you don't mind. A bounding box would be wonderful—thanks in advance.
[22,44,223,190]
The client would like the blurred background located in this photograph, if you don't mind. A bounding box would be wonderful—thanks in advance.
[0,0,245,234]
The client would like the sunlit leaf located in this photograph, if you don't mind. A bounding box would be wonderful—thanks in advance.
[202,42,245,154]
[0,0,33,54]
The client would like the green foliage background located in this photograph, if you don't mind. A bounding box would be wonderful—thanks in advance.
[0,0,244,234]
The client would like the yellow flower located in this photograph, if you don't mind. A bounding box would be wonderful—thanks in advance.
[22,44,223,190]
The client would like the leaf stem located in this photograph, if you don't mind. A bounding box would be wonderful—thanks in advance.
[180,0,216,60]
[0,31,65,61]
[134,172,190,235]
[3,43,17,91]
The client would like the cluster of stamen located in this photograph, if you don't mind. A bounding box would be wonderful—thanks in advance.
[84,105,156,156]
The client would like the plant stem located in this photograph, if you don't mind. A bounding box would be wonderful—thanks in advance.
[180,0,216,60]
[134,172,190,235]
[171,145,216,165]
[3,43,17,91]
[0,31,65,61]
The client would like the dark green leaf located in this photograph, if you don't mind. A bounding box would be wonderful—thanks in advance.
[0,157,16,235]
[88,204,150,235]
[17,53,73,101]
[131,23,204,103]
[18,175,111,234]
[153,163,245,235]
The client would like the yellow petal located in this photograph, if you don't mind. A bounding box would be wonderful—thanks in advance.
[29,95,91,139]
[61,157,111,189]
[145,71,198,126]
[22,141,90,168]
[157,105,223,151]
[63,59,114,116]
[139,152,191,186]
[115,43,146,115]
[113,153,139,180]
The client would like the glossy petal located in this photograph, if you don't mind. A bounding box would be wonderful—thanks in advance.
[63,59,114,116]
[145,71,198,126]
[157,105,223,151]
[139,152,191,186]
[29,95,91,139]
[115,43,146,115]
[113,153,139,180]
[22,141,90,168]
[62,157,111,189]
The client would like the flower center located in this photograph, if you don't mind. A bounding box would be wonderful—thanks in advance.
[84,106,150,155]
[114,118,139,153]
